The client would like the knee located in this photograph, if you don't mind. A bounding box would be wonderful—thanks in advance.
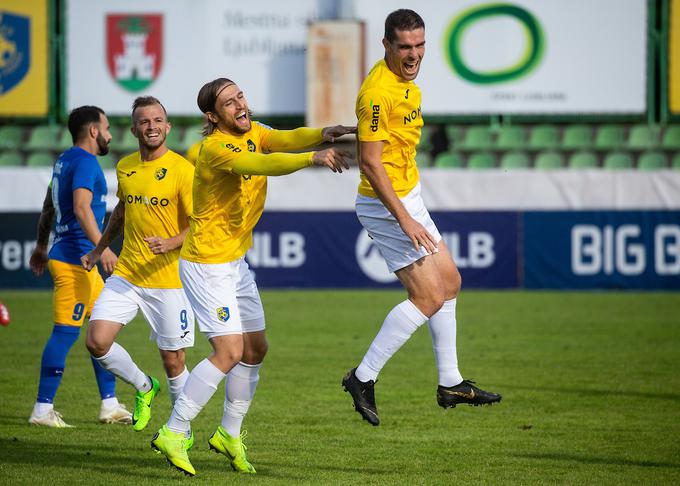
[242,339,268,365]
[447,269,462,299]
[85,331,111,358]
[214,346,243,370]
[160,350,185,377]
[410,291,446,318]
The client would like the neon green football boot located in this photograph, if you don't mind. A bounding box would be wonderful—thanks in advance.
[132,376,160,431]
[208,426,256,474]
[151,425,195,476]
[186,429,195,451]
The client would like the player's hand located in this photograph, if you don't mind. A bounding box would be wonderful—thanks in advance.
[321,125,357,143]
[312,148,351,173]
[80,250,101,272]
[399,216,438,254]
[100,248,118,274]
[29,245,49,277]
[144,236,173,255]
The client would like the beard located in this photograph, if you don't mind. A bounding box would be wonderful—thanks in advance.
[96,133,110,155]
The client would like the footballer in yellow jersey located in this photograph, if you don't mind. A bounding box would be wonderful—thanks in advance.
[356,58,423,198]
[151,78,354,477]
[114,149,193,288]
[343,9,501,427]
[82,97,197,428]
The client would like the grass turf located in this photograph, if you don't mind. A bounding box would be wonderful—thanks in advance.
[0,290,678,484]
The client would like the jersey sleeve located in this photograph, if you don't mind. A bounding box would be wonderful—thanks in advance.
[356,88,391,142]
[177,161,194,223]
[260,125,323,152]
[71,154,99,193]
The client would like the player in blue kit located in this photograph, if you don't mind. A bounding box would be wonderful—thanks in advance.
[28,106,131,427]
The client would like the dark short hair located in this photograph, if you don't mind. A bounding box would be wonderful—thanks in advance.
[384,9,425,42]
[131,96,167,120]
[197,78,235,136]
[67,105,105,144]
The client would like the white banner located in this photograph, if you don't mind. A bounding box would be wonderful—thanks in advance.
[65,0,335,116]
[353,0,647,114]
[3,168,680,212]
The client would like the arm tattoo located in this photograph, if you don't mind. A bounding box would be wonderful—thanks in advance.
[36,190,55,246]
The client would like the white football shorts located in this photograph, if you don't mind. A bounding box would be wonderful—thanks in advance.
[179,257,265,339]
[90,275,195,351]
[355,182,442,273]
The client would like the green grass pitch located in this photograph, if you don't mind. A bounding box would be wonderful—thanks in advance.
[0,290,679,484]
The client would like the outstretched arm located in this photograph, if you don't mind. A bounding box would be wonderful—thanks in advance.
[230,148,349,176]
[29,188,55,277]
[265,125,356,152]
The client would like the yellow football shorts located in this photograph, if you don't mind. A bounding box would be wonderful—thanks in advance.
[48,259,104,327]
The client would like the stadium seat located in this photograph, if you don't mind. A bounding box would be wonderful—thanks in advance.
[56,129,73,151]
[562,125,593,150]
[165,126,184,152]
[0,126,24,150]
[568,151,599,169]
[594,125,626,150]
[500,151,530,169]
[603,151,633,169]
[673,152,680,169]
[114,129,141,153]
[661,125,680,150]
[496,126,526,150]
[467,152,496,169]
[26,151,55,167]
[0,150,24,167]
[415,151,432,167]
[628,124,660,149]
[528,124,559,150]
[445,125,463,149]
[182,125,203,151]
[434,152,464,168]
[460,126,493,150]
[534,151,564,169]
[26,125,62,151]
[637,151,667,170]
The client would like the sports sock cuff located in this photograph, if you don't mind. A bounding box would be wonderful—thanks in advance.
[401,299,428,326]
[167,367,189,382]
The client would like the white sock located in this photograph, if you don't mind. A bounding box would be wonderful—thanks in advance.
[101,397,120,409]
[94,342,151,392]
[428,298,464,387]
[166,367,189,406]
[221,362,261,437]
[167,359,225,434]
[355,299,427,382]
[33,402,53,416]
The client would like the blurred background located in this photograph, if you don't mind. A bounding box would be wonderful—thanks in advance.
[0,0,678,290]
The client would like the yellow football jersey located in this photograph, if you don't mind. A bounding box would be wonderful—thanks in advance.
[181,122,321,264]
[356,59,423,198]
[114,150,194,288]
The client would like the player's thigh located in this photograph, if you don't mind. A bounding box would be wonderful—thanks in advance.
[179,258,243,338]
[138,287,195,351]
[236,258,265,333]
[90,275,141,326]
[48,259,95,327]
[396,253,446,304]
[356,186,442,274]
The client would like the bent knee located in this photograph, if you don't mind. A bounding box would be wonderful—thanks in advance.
[410,292,446,318]
[242,341,268,364]
[86,333,112,357]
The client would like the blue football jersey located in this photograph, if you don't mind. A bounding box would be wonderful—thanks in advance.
[48,147,107,264]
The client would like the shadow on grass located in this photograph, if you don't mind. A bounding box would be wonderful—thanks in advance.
[515,452,680,469]
[498,384,680,402]
[0,436,174,479]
